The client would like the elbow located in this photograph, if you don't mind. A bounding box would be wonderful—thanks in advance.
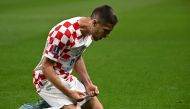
[42,61,49,74]
[42,58,53,72]
[42,63,49,75]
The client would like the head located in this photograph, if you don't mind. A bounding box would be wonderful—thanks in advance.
[90,5,118,41]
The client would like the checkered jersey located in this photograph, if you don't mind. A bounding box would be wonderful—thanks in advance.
[33,17,92,92]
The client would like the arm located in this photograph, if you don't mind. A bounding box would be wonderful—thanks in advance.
[74,56,99,97]
[42,57,85,102]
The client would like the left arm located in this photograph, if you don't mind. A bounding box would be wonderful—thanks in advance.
[74,56,99,97]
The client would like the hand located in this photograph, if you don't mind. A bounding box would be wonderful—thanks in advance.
[85,84,99,97]
[67,90,85,103]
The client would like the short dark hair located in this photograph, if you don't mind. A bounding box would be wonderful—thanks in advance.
[91,5,118,27]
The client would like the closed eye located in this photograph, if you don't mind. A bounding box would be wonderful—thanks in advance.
[104,29,111,34]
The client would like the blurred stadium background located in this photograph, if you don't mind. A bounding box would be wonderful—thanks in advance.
[0,0,189,109]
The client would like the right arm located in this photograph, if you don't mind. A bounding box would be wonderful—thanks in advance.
[42,24,85,102]
[42,57,85,102]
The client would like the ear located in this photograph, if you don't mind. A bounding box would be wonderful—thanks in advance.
[92,19,98,26]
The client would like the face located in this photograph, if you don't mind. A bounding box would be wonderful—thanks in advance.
[91,20,113,41]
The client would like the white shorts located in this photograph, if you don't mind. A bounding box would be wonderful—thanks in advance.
[38,76,90,108]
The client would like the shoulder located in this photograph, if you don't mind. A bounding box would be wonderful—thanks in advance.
[47,17,82,48]
[49,17,82,37]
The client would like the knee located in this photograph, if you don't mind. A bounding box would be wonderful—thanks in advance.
[95,104,104,109]
[91,100,104,109]
[83,97,104,109]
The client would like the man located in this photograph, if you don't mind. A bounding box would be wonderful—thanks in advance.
[32,5,117,109]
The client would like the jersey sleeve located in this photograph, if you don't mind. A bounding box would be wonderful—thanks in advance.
[44,26,71,62]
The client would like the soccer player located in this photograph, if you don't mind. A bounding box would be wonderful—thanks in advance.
[32,5,118,109]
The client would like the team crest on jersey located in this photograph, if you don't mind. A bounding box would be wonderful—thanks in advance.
[52,45,60,55]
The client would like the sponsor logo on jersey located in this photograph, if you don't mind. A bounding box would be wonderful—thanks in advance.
[52,45,60,55]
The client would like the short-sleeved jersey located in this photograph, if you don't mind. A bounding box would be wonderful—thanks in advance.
[33,17,92,92]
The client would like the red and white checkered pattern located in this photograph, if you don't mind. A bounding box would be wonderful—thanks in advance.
[33,17,92,92]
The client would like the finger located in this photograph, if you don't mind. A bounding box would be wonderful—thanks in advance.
[77,91,85,96]
[78,94,86,102]
[87,90,95,97]
[95,87,99,95]
[86,90,91,96]
[90,91,93,96]
[90,91,95,97]
[76,97,84,102]
[88,91,92,97]
[93,90,98,96]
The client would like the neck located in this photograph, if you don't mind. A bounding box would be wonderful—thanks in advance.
[78,17,91,37]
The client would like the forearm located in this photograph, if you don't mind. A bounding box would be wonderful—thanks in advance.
[42,58,70,95]
[74,56,92,86]
[74,56,99,97]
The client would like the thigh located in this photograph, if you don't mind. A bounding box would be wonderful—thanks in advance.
[38,89,73,108]
[38,76,89,108]
[82,97,104,109]
[38,76,74,108]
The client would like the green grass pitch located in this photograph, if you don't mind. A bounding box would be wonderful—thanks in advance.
[0,0,189,109]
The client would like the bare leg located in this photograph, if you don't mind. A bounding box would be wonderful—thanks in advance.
[82,97,103,109]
